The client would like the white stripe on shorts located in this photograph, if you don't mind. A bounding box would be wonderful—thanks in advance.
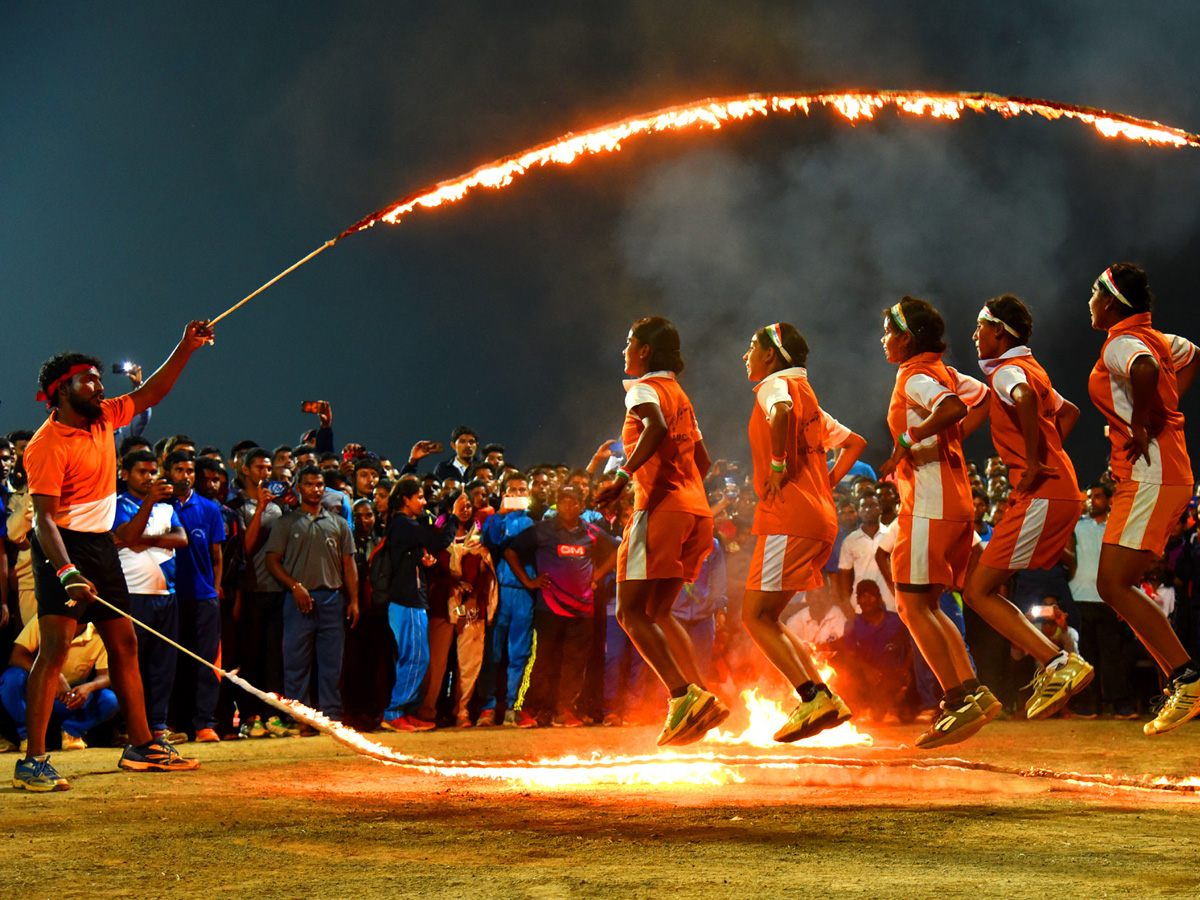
[1120,482,1160,549]
[626,510,649,580]
[1009,497,1049,570]
[910,517,930,585]
[761,534,788,592]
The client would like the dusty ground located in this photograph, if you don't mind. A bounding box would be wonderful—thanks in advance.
[3,719,1198,900]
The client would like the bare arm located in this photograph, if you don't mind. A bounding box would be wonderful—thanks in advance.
[504,548,549,590]
[1011,383,1056,493]
[1126,355,1160,466]
[879,396,968,478]
[593,402,668,503]
[960,397,990,439]
[128,320,214,415]
[827,431,867,488]
[1177,352,1200,398]
[1055,398,1081,442]
[32,494,98,605]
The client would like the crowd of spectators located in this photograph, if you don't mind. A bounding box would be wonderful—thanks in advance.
[2,393,1198,752]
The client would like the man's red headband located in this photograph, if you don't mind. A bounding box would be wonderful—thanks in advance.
[36,364,96,409]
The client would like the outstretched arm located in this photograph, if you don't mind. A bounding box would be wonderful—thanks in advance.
[128,320,214,415]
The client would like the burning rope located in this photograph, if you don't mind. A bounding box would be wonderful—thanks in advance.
[90,595,1200,796]
[210,90,1200,324]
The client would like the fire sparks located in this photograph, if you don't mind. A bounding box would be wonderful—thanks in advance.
[223,673,1198,794]
[338,90,1200,238]
[705,688,873,749]
[211,88,1200,327]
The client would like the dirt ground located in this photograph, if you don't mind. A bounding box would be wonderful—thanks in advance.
[3,718,1198,900]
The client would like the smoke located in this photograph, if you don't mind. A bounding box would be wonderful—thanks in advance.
[618,128,1076,457]
[616,3,1200,467]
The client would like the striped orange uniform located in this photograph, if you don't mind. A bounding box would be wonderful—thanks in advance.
[745,367,844,593]
[978,347,1082,571]
[1089,312,1196,554]
[617,371,713,582]
[887,352,986,587]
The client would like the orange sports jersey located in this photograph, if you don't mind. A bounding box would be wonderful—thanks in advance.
[748,366,839,542]
[1088,312,1194,486]
[980,347,1079,501]
[24,395,135,533]
[887,352,984,522]
[621,372,711,516]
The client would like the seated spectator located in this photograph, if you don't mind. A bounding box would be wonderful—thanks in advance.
[0,617,119,752]
[786,588,847,655]
[834,581,915,724]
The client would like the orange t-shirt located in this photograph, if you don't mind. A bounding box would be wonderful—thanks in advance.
[621,372,711,516]
[981,348,1079,501]
[887,352,982,522]
[748,367,839,541]
[25,395,135,533]
[1088,312,1194,486]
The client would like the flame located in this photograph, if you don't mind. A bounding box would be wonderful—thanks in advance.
[339,91,1200,238]
[704,688,873,749]
[222,673,1199,794]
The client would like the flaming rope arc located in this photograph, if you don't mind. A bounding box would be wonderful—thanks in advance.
[210,89,1200,324]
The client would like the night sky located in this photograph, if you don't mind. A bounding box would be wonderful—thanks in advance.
[5,3,1200,482]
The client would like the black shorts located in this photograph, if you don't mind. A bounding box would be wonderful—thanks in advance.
[31,528,131,623]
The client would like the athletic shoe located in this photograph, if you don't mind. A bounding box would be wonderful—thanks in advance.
[502,710,517,726]
[514,711,538,729]
[118,739,200,772]
[60,730,88,751]
[656,684,718,747]
[1113,707,1140,721]
[1144,674,1200,736]
[970,684,1003,722]
[247,718,268,739]
[455,716,473,728]
[152,729,189,745]
[602,713,622,727]
[195,728,220,743]
[914,708,938,724]
[13,754,70,792]
[380,717,413,733]
[774,692,840,743]
[0,735,18,753]
[265,716,298,738]
[552,711,583,728]
[829,691,854,725]
[476,709,496,727]
[1024,653,1094,719]
[914,696,988,749]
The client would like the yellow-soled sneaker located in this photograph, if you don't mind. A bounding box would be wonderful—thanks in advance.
[915,696,987,749]
[1144,674,1200,736]
[1025,653,1094,719]
[13,754,70,792]
[656,685,717,747]
[773,691,840,743]
[970,684,1003,722]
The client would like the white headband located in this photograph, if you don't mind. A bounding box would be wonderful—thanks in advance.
[1097,268,1133,307]
[978,305,1020,338]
